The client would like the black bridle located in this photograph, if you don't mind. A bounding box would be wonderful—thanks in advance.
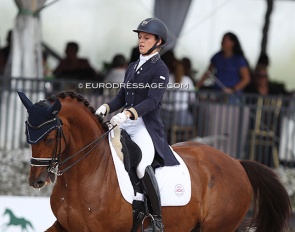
[29,117,114,176]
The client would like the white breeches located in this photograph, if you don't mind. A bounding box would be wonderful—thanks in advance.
[120,117,155,179]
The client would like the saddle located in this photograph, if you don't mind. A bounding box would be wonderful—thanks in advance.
[109,125,191,205]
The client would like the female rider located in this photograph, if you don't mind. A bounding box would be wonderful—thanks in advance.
[96,18,179,232]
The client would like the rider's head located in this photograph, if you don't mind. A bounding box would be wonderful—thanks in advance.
[133,18,168,56]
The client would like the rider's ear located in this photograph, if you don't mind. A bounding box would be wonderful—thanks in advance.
[157,38,162,46]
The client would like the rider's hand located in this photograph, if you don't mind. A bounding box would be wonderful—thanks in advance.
[95,105,107,117]
[110,112,129,126]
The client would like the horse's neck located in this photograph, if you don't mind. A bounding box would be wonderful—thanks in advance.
[6,210,16,219]
[59,136,114,185]
[57,109,117,193]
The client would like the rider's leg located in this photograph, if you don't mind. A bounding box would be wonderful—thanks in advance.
[121,118,160,231]
[141,165,164,232]
[123,118,163,232]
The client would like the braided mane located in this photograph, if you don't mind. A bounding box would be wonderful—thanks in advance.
[47,91,106,127]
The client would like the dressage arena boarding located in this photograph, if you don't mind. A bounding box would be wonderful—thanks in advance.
[0,77,295,230]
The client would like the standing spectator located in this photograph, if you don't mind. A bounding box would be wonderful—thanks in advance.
[196,32,251,94]
[53,41,96,80]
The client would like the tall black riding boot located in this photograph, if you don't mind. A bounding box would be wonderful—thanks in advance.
[130,199,145,232]
[141,166,164,232]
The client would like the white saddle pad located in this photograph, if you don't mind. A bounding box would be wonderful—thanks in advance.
[109,134,191,206]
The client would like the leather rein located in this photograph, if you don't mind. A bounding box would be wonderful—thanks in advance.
[30,117,114,176]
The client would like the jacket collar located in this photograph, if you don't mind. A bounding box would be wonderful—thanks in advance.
[134,53,160,74]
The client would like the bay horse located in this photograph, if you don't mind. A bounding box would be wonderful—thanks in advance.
[19,91,291,232]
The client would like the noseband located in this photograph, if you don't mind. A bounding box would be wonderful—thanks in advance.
[30,118,114,176]
[29,117,63,173]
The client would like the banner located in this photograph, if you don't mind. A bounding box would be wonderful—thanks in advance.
[0,196,55,232]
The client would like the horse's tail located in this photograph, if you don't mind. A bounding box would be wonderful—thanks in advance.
[239,160,291,232]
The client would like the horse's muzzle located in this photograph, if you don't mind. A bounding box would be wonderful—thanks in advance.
[28,169,51,189]
[29,178,46,188]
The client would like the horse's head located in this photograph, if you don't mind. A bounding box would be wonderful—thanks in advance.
[3,208,11,216]
[18,91,107,189]
[18,91,65,188]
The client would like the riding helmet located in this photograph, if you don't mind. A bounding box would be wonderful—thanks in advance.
[133,18,168,46]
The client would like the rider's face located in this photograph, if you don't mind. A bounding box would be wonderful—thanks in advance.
[138,32,159,55]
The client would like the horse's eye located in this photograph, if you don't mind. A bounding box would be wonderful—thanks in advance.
[45,138,55,145]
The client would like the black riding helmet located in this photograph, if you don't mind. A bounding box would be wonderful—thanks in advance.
[133,18,168,55]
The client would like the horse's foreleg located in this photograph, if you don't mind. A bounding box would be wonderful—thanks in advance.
[45,221,67,232]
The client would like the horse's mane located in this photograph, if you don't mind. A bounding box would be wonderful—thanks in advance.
[47,91,108,130]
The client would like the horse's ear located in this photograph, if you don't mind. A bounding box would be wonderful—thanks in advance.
[47,99,61,116]
[17,91,33,110]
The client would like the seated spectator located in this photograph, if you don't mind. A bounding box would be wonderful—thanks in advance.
[53,41,96,80]
[246,67,288,96]
[104,54,127,83]
[181,57,197,86]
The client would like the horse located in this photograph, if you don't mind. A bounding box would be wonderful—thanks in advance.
[18,91,291,232]
[2,208,34,232]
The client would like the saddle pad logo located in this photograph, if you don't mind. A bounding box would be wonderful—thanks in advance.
[174,184,185,196]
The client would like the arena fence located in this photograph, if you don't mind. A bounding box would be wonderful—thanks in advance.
[0,77,294,168]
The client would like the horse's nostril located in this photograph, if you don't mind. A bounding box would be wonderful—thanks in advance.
[33,181,45,188]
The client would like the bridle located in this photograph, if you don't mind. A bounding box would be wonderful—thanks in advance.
[29,117,114,176]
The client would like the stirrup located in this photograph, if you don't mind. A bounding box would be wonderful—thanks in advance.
[141,214,164,232]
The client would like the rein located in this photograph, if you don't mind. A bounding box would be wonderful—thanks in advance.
[31,118,115,176]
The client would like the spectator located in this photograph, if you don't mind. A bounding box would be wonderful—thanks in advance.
[162,59,195,127]
[104,54,127,83]
[161,50,176,74]
[42,51,53,78]
[181,57,197,85]
[53,41,96,80]
[129,46,140,64]
[0,30,12,75]
[246,67,288,96]
[196,32,251,94]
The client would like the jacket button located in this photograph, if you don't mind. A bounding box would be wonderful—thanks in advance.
[131,104,133,106]
[132,93,134,95]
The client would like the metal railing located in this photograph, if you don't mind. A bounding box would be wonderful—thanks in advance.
[1,77,294,168]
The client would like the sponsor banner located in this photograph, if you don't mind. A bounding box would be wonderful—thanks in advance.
[0,196,55,232]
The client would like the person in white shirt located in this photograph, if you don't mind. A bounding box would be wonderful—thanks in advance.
[104,54,127,84]
[162,59,195,127]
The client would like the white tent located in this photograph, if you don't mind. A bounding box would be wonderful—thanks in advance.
[0,0,46,150]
